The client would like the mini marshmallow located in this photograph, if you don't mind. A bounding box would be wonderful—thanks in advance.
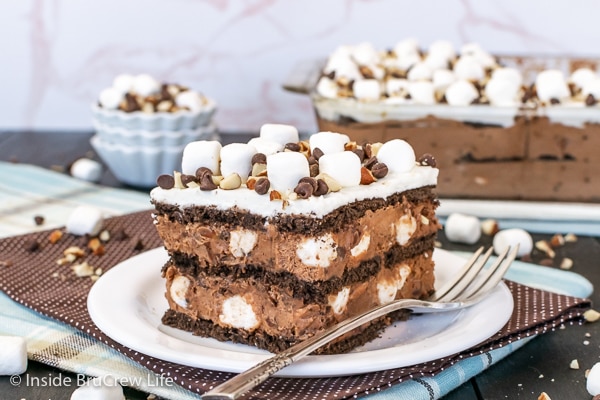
[175,90,205,112]
[181,140,222,175]
[492,67,523,88]
[453,55,485,82]
[0,336,27,375]
[266,152,310,192]
[323,51,361,81]
[98,87,123,110]
[408,81,436,105]
[71,375,125,400]
[485,77,521,106]
[432,69,456,93]
[407,62,433,81]
[582,77,600,98]
[387,51,421,72]
[309,131,349,155]
[493,228,533,257]
[318,151,361,187]
[571,67,597,90]
[353,79,381,101]
[445,80,479,106]
[587,362,600,396]
[376,139,416,173]
[111,74,135,94]
[70,158,102,183]
[351,41,379,66]
[428,40,456,62]
[535,69,570,103]
[66,206,104,237]
[220,143,257,181]
[259,124,299,147]
[393,38,420,59]
[444,213,481,244]
[424,52,450,71]
[316,76,339,99]
[247,137,283,155]
[132,73,161,97]
[386,78,410,97]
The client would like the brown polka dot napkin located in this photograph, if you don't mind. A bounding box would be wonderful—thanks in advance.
[0,210,591,400]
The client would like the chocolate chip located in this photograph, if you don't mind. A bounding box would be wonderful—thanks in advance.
[33,215,45,226]
[251,153,267,165]
[371,162,389,178]
[352,148,365,162]
[307,155,318,165]
[284,142,301,152]
[132,237,144,251]
[199,173,217,191]
[314,179,329,196]
[180,174,197,187]
[254,178,270,195]
[298,177,317,192]
[122,93,141,112]
[294,182,314,199]
[364,156,378,169]
[550,97,561,105]
[195,167,212,180]
[157,174,175,189]
[312,147,324,160]
[586,94,597,106]
[309,163,319,177]
[25,239,40,252]
[418,153,437,167]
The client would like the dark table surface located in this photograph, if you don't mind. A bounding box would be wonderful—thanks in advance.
[0,130,598,400]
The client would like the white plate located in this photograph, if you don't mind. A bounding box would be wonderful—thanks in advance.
[87,247,513,377]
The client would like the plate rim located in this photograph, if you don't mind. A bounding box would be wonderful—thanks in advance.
[87,247,514,377]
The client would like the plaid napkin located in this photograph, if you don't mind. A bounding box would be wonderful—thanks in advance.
[0,163,592,400]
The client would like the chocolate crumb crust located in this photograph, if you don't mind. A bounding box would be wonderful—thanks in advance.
[164,234,436,303]
[152,185,438,235]
[161,308,411,354]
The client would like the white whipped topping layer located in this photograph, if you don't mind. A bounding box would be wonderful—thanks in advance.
[151,166,438,218]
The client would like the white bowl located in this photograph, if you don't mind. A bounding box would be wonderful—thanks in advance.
[90,135,183,188]
[93,120,219,147]
[90,98,217,131]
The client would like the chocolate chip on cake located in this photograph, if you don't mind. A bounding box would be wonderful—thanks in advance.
[312,147,324,160]
[33,215,45,226]
[314,179,329,196]
[157,174,175,190]
[294,181,314,199]
[284,142,301,152]
[254,177,270,195]
[251,153,267,165]
[418,153,437,167]
[371,162,389,178]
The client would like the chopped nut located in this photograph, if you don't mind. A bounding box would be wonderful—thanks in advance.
[211,175,224,185]
[251,162,267,177]
[559,257,573,270]
[550,233,565,247]
[173,171,186,189]
[535,240,556,258]
[269,190,282,201]
[246,177,258,190]
[360,167,376,185]
[98,230,110,242]
[481,219,500,236]
[420,215,430,225]
[219,173,242,190]
[584,309,600,322]
[95,267,103,276]
[64,246,85,258]
[365,142,383,157]
[72,261,95,277]
[316,173,341,192]
[474,176,488,185]
[88,238,105,256]
[344,141,358,151]
[570,359,580,369]
[49,230,63,244]
[537,392,551,400]
[564,233,578,242]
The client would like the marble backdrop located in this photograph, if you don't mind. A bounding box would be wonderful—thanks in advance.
[3,0,600,133]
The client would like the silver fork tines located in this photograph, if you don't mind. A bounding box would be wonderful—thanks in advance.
[201,245,519,400]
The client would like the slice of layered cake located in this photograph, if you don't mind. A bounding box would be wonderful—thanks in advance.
[150,124,440,354]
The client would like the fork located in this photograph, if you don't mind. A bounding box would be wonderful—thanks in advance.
[202,245,519,400]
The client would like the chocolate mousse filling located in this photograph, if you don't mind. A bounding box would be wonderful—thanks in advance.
[162,308,411,354]
[164,234,436,303]
[152,186,438,235]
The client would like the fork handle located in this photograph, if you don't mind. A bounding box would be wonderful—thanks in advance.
[202,298,424,399]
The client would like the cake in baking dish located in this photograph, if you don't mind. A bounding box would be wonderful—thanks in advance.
[150,124,441,354]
